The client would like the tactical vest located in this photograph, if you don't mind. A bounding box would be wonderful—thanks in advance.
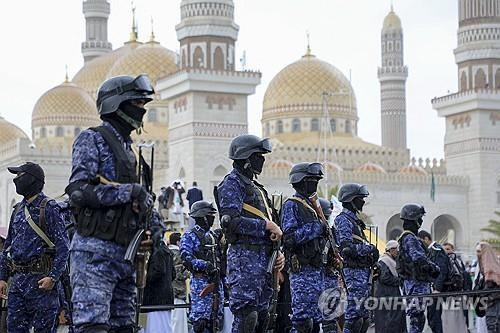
[192,227,215,263]
[338,212,373,268]
[221,172,273,248]
[396,231,433,282]
[285,197,325,268]
[75,126,140,246]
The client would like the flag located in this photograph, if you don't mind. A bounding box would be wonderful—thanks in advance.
[430,172,436,202]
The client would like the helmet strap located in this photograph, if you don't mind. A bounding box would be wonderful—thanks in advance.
[116,109,143,130]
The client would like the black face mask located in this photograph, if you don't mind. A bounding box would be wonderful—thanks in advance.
[403,219,419,235]
[103,101,147,138]
[352,197,365,212]
[13,173,42,198]
[295,178,319,197]
[248,153,265,175]
[196,215,215,231]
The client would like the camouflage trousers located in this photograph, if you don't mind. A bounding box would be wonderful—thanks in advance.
[343,267,370,332]
[7,273,59,333]
[289,265,325,329]
[70,249,136,332]
[189,276,224,324]
[404,279,431,333]
[226,244,272,332]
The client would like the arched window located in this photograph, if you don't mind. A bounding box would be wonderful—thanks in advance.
[182,50,187,68]
[56,126,64,137]
[475,68,487,89]
[148,109,158,122]
[40,127,47,138]
[179,167,186,179]
[265,123,270,136]
[495,69,500,89]
[311,118,319,132]
[330,119,336,132]
[345,120,352,134]
[193,46,204,68]
[213,165,227,177]
[388,42,393,51]
[213,46,224,70]
[276,120,283,134]
[292,119,301,133]
[74,127,81,137]
[460,72,468,91]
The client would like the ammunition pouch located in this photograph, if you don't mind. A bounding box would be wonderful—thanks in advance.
[75,204,139,246]
[9,256,52,275]
[289,238,324,271]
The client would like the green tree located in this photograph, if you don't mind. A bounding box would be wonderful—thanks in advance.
[481,211,500,250]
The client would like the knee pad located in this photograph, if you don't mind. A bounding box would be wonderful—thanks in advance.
[294,318,314,333]
[81,324,110,333]
[237,310,258,333]
[193,319,208,333]
[321,320,337,333]
[255,310,270,332]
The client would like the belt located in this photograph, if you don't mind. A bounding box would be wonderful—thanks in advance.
[9,258,47,274]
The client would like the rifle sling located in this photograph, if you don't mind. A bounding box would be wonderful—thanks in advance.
[286,197,318,218]
[25,198,55,249]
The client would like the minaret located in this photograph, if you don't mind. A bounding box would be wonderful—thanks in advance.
[81,0,112,63]
[157,0,261,200]
[432,0,500,251]
[378,6,408,150]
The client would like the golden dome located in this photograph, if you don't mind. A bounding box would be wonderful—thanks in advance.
[355,162,386,173]
[32,81,99,128]
[73,42,141,97]
[107,41,178,85]
[399,165,427,175]
[132,122,168,142]
[263,54,356,116]
[383,9,402,30]
[0,116,29,146]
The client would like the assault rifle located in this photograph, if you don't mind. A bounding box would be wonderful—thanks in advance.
[200,238,221,331]
[309,193,347,292]
[124,142,155,332]
[266,192,283,332]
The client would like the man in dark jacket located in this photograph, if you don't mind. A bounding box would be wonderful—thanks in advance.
[418,230,448,333]
[143,228,176,331]
[374,240,406,333]
[186,182,203,209]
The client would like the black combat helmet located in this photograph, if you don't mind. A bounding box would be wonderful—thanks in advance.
[189,201,217,218]
[400,203,426,221]
[288,162,324,184]
[96,74,155,115]
[319,198,333,219]
[337,183,369,203]
[228,134,272,160]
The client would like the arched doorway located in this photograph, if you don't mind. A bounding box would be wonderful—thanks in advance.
[431,215,463,249]
[386,214,403,241]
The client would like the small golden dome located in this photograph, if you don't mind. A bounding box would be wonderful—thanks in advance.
[263,54,356,117]
[107,42,178,85]
[399,165,427,175]
[355,162,386,173]
[325,161,343,173]
[0,116,29,146]
[383,9,402,30]
[73,42,141,97]
[32,81,99,128]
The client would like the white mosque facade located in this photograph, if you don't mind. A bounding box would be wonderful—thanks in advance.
[0,0,498,254]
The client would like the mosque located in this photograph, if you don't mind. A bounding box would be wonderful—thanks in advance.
[0,0,498,254]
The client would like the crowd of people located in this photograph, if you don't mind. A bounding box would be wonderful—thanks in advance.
[0,74,498,333]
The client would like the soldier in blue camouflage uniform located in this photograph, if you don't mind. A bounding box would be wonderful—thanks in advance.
[334,183,378,333]
[216,134,285,332]
[282,163,334,333]
[0,162,70,332]
[396,204,440,333]
[65,75,155,333]
[180,201,223,332]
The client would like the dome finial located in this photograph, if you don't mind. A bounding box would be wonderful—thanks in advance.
[130,1,138,42]
[64,65,69,83]
[304,30,313,57]
[149,16,155,42]
[390,0,394,11]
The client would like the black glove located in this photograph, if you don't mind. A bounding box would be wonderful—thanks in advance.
[205,262,218,278]
[429,263,440,279]
[131,184,153,213]
[370,245,380,262]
